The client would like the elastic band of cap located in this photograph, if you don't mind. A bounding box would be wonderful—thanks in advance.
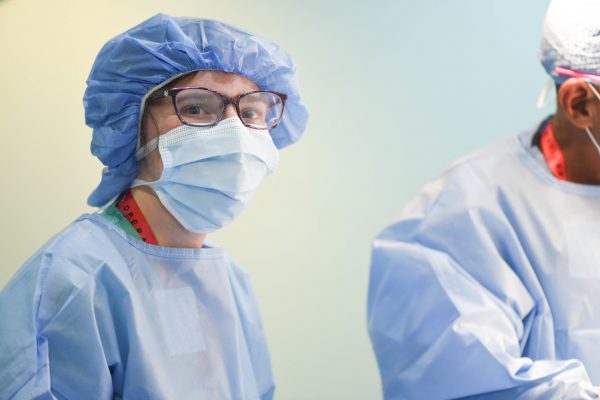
[555,66,600,84]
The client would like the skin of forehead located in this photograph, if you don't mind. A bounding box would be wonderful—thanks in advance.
[171,70,261,96]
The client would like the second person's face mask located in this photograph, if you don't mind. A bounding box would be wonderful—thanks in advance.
[132,117,279,233]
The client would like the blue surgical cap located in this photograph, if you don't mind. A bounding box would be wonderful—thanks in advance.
[540,0,600,84]
[84,13,309,207]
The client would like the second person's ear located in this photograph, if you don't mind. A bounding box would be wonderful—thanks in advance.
[558,79,599,129]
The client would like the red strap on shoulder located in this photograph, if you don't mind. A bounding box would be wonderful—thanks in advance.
[540,122,568,181]
[117,190,159,245]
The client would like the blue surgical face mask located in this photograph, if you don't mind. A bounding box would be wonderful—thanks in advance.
[131,117,279,233]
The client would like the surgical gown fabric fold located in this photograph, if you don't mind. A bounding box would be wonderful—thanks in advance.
[368,127,600,399]
[0,214,274,400]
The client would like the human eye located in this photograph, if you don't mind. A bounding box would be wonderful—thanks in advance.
[240,107,265,121]
[182,104,209,116]
[175,89,223,123]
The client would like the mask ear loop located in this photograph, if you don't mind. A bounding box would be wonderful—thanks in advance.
[586,80,600,99]
[135,136,159,160]
[584,81,600,158]
[584,127,600,158]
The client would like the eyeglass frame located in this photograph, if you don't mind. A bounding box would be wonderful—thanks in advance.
[147,86,288,130]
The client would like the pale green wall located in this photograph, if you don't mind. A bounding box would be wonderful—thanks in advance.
[0,0,552,398]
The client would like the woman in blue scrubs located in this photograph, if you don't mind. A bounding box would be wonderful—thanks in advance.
[0,14,308,400]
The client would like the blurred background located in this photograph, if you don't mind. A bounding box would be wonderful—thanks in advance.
[0,0,552,398]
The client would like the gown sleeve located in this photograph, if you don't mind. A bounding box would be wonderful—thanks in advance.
[367,164,599,400]
[0,248,114,400]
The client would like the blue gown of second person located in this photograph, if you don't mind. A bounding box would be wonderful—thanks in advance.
[368,121,600,399]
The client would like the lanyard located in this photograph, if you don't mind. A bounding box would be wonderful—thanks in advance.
[540,122,568,181]
[117,190,159,245]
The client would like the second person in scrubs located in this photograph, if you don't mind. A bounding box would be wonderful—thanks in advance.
[368,0,600,398]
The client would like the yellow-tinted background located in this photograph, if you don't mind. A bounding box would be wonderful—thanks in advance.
[0,0,552,398]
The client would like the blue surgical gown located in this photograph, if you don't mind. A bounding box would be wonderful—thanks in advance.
[368,124,600,399]
[0,213,274,399]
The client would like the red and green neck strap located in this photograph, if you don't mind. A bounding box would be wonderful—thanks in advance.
[116,190,158,245]
[540,121,568,181]
[99,190,158,245]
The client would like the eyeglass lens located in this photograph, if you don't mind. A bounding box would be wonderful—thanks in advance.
[175,89,284,129]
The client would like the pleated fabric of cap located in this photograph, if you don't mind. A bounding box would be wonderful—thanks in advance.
[540,0,600,84]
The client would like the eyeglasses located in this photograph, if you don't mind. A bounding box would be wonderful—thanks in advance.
[148,87,287,130]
